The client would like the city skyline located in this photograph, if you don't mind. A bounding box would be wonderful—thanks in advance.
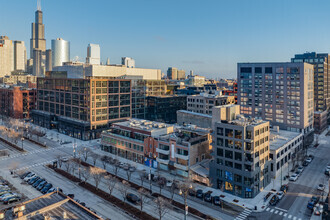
[1,0,330,78]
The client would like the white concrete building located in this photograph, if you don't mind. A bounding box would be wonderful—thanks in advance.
[86,43,100,65]
[122,57,135,68]
[269,127,303,180]
[13,41,26,71]
[0,36,14,77]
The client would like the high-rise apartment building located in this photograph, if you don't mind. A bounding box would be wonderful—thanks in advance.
[45,49,52,71]
[86,44,100,65]
[30,8,46,76]
[0,36,14,77]
[52,38,70,67]
[167,67,185,80]
[209,105,271,198]
[121,57,135,68]
[237,62,314,145]
[13,41,26,71]
[291,52,330,112]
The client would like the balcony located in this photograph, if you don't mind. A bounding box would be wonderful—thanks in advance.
[174,163,189,171]
[156,157,169,165]
[156,148,170,155]
[175,153,189,160]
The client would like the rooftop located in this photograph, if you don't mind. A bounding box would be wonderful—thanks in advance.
[269,129,302,151]
[1,192,101,220]
[177,110,212,119]
[113,118,171,132]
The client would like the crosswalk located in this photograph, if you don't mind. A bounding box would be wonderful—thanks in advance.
[13,159,57,171]
[234,208,252,220]
[265,207,302,220]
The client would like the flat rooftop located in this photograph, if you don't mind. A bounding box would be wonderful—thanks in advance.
[2,192,101,220]
[177,110,212,119]
[112,118,172,132]
[270,129,302,151]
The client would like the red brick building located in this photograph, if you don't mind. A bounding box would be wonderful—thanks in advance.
[222,82,237,103]
[0,86,36,119]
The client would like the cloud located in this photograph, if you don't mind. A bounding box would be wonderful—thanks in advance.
[182,60,205,64]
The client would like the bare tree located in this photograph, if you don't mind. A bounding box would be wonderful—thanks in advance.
[90,166,106,190]
[169,183,177,202]
[100,155,108,169]
[118,180,130,202]
[154,197,170,220]
[111,161,120,177]
[138,188,149,212]
[138,170,146,187]
[64,160,72,173]
[81,147,92,162]
[91,153,99,166]
[157,177,166,196]
[126,165,136,182]
[105,175,118,197]
[71,161,78,175]
[81,168,91,183]
[77,165,83,180]
[55,154,64,168]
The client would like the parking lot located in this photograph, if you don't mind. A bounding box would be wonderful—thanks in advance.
[0,176,26,210]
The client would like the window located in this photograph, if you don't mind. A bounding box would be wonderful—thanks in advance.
[217,138,224,146]
[234,163,242,170]
[225,150,233,159]
[225,161,233,168]
[217,128,224,136]
[225,129,233,137]
[217,148,223,157]
[255,130,259,136]
[235,152,242,161]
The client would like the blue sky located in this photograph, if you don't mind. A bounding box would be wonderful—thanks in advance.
[1,0,330,79]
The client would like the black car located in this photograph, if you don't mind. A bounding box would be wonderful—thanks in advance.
[188,189,196,197]
[33,179,44,188]
[213,196,221,205]
[196,189,204,199]
[204,192,212,202]
[28,176,40,185]
[41,183,53,194]
[3,196,20,204]
[280,184,289,193]
[37,181,47,190]
[303,161,309,167]
[126,193,140,204]
[20,171,31,179]
[269,195,279,206]
[68,194,75,199]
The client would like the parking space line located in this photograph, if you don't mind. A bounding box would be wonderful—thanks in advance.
[288,215,292,219]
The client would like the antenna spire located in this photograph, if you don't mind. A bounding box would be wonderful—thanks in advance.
[37,0,41,11]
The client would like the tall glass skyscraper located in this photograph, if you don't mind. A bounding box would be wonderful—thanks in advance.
[51,38,70,67]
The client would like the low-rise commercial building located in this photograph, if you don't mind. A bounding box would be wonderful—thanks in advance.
[32,73,131,140]
[177,110,212,129]
[268,128,303,180]
[0,85,36,119]
[187,91,235,115]
[210,105,271,198]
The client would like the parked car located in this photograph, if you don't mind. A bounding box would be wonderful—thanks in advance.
[33,179,44,188]
[326,165,330,172]
[307,196,320,210]
[20,171,31,179]
[166,180,173,187]
[41,183,53,194]
[308,155,314,160]
[303,161,309,167]
[317,184,325,191]
[204,191,212,202]
[37,181,47,190]
[129,166,136,172]
[68,194,75,199]
[3,196,20,204]
[61,157,69,162]
[295,171,301,176]
[28,176,40,185]
[325,170,330,176]
[297,166,304,173]
[188,188,196,197]
[24,173,35,181]
[0,191,11,196]
[277,191,284,200]
[289,174,299,181]
[0,193,17,201]
[213,196,221,206]
[126,193,140,204]
[314,203,324,216]
[306,158,312,163]
[280,184,289,193]
[47,188,56,193]
[269,195,279,206]
[196,189,204,199]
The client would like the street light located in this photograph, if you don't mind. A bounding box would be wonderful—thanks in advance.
[21,137,24,150]
[179,182,192,220]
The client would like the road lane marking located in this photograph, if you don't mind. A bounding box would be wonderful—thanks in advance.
[293,217,296,220]
[270,209,274,213]
[288,215,292,219]
[266,208,270,211]
[279,211,283,215]
[275,207,288,212]
[274,210,278,214]
[283,213,287,217]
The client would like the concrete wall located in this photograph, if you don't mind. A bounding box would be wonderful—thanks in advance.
[177,110,212,129]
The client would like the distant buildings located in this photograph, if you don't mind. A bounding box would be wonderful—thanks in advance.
[86,44,100,65]
[167,67,185,80]
[222,82,238,103]
[13,40,26,71]
[0,36,14,77]
[237,62,314,145]
[187,91,235,115]
[209,105,271,198]
[45,49,52,71]
[30,9,46,76]
[51,38,70,67]
[31,72,131,140]
[187,74,205,87]
[0,85,36,119]
[2,73,37,88]
[122,57,135,68]
[146,95,187,123]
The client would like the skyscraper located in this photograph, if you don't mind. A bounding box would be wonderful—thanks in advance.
[30,6,46,76]
[167,67,185,80]
[121,57,135,68]
[0,36,14,76]
[86,44,100,65]
[51,38,70,67]
[46,49,52,71]
[13,41,27,71]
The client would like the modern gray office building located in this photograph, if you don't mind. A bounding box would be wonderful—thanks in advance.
[237,62,314,145]
[209,105,271,198]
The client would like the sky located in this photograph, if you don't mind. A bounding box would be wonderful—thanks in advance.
[1,0,330,79]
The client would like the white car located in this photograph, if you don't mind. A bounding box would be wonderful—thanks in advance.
[24,173,35,181]
[166,180,173,187]
[306,158,312,163]
[289,174,298,181]
[317,184,325,191]
[297,166,304,173]
[277,191,284,200]
[326,165,330,172]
